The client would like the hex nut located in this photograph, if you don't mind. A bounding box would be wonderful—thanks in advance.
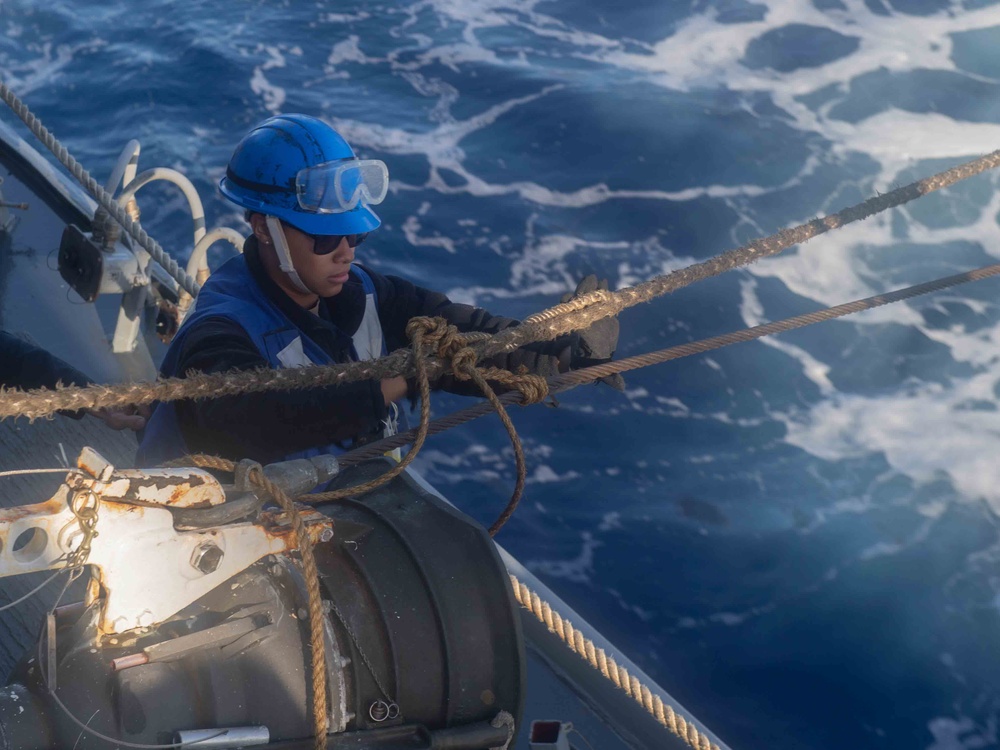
[191,543,224,574]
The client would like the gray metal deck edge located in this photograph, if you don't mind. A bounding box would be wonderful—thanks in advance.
[406,469,734,750]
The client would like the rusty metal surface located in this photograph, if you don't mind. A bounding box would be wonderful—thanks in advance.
[99,469,225,508]
[0,417,138,676]
[1,445,335,638]
[77,446,114,481]
[260,508,332,547]
[0,494,66,525]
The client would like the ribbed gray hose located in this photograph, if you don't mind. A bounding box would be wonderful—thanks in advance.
[0,80,200,297]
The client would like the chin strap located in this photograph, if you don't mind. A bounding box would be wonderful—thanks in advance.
[265,215,312,295]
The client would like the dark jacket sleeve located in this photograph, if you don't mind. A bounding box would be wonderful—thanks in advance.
[365,269,574,395]
[172,318,388,464]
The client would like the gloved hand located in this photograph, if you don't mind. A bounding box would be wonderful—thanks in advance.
[560,275,625,391]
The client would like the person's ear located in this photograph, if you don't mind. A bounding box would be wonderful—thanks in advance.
[250,213,272,245]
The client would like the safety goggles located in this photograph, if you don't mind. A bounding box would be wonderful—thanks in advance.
[295,158,389,214]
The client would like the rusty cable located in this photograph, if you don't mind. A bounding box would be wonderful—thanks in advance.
[338,259,1000,506]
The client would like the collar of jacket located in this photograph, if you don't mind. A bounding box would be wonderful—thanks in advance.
[243,236,369,349]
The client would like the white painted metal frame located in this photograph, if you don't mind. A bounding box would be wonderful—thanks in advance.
[0,448,332,636]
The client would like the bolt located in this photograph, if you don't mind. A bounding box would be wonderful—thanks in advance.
[191,543,224,575]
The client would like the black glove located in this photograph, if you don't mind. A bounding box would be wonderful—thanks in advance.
[560,275,625,391]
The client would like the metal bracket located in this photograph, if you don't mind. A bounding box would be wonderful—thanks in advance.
[234,459,263,493]
[0,448,334,636]
[78,447,114,482]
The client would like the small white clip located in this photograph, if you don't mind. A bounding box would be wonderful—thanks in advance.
[382,402,400,438]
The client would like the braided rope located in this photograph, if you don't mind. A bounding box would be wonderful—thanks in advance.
[0,351,416,421]
[476,148,1000,358]
[545,261,1000,388]
[467,366,534,537]
[509,574,720,750]
[161,315,472,745]
[298,317,440,505]
[337,260,1000,464]
[165,320,547,745]
[298,317,546,536]
[182,453,329,750]
[0,80,200,296]
[402,319,547,535]
[147,263,1000,750]
[2,149,1000,423]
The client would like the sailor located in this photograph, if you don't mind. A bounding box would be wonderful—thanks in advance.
[137,114,621,467]
[0,331,146,430]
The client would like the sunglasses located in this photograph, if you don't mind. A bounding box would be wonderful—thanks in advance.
[281,221,369,255]
[310,231,369,255]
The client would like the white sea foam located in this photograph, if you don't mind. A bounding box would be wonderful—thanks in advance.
[249,44,288,113]
[525,531,600,583]
[739,277,835,394]
[926,715,996,750]
[526,464,580,484]
[0,38,108,96]
[321,12,371,24]
[325,35,371,70]
[557,0,1000,510]
[780,371,1000,510]
[402,212,458,254]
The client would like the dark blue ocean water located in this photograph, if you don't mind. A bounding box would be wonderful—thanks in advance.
[5,1,1000,747]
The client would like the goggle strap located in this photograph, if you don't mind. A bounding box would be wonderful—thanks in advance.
[265,215,312,295]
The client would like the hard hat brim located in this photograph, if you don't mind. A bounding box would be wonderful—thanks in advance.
[278,204,381,235]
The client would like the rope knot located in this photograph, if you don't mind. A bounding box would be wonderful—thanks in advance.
[512,374,548,405]
[448,347,479,379]
[402,316,543,535]
[404,315,440,340]
[405,316,463,351]
[406,315,481,379]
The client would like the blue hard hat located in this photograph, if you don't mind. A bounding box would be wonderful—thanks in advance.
[219,114,382,235]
